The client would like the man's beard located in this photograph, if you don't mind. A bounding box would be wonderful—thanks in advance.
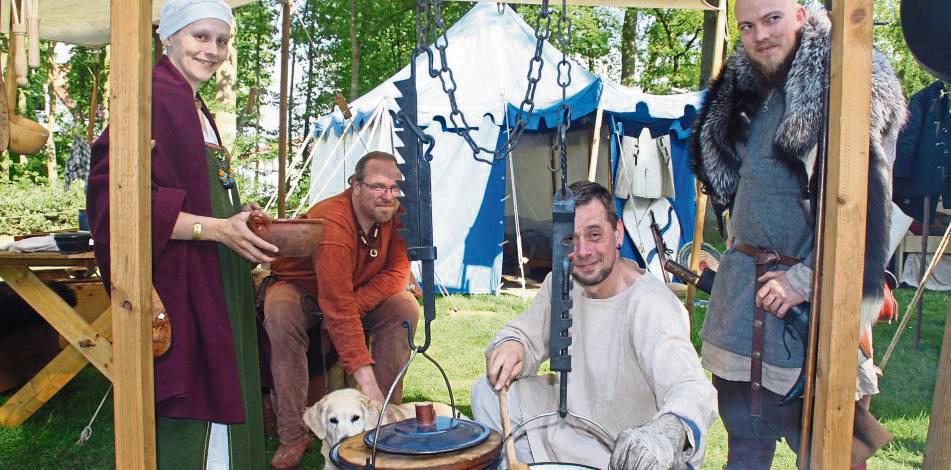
[751,31,801,93]
[570,255,618,287]
[371,205,397,223]
[752,51,795,92]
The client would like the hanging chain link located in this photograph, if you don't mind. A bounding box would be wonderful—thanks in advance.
[424,0,559,164]
[552,0,573,194]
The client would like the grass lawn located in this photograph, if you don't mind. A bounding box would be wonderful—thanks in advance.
[0,288,945,469]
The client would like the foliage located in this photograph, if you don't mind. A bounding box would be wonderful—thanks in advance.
[0,179,86,235]
[634,9,704,93]
[873,0,935,99]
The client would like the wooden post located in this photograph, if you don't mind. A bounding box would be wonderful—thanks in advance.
[587,106,603,181]
[808,0,873,467]
[86,58,100,146]
[699,0,727,87]
[103,46,111,123]
[110,0,156,468]
[277,0,291,218]
[917,196,930,349]
[923,302,951,469]
[686,0,726,315]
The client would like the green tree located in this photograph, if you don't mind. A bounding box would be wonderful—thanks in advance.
[873,0,934,98]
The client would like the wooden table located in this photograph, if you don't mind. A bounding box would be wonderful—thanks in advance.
[0,251,112,427]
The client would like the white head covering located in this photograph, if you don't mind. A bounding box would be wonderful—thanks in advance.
[158,0,233,42]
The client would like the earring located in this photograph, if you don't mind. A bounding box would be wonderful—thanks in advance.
[617,243,622,249]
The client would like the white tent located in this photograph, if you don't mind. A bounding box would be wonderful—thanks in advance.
[306,3,703,293]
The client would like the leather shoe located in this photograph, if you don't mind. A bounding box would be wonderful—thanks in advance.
[271,437,311,469]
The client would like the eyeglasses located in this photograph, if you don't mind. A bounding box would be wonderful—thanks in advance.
[359,182,402,196]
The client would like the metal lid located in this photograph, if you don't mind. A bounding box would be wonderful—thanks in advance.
[363,417,491,455]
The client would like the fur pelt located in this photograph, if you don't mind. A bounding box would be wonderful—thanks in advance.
[690,4,907,330]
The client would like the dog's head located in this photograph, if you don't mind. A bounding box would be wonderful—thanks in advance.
[302,389,384,447]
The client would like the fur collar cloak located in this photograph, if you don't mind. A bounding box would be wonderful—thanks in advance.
[690,5,907,328]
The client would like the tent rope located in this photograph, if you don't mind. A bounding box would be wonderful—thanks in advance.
[75,384,112,446]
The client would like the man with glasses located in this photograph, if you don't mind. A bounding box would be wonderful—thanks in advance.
[264,151,420,468]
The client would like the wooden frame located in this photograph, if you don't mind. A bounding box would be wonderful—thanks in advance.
[0,252,110,427]
[0,1,927,469]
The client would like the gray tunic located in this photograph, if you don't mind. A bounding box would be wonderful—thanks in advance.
[700,90,816,391]
[489,271,718,469]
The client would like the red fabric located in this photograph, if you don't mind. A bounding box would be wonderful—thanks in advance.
[270,189,411,374]
[86,56,246,423]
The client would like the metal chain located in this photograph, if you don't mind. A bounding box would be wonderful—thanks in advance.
[552,0,572,194]
[426,0,556,164]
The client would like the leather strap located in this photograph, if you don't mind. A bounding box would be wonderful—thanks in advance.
[734,242,801,267]
[735,242,801,416]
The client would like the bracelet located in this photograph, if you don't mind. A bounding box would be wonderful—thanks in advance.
[192,223,203,241]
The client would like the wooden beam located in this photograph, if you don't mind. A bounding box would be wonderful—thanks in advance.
[699,0,727,86]
[447,0,720,10]
[923,302,951,469]
[110,0,156,468]
[686,2,725,315]
[587,106,603,182]
[808,0,874,467]
[0,309,111,427]
[0,265,113,378]
[277,0,291,218]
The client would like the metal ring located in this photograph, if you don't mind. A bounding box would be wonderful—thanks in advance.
[499,409,617,452]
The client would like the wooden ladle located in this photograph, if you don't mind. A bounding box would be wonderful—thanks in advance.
[500,387,529,470]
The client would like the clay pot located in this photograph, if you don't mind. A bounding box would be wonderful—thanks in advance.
[247,210,324,258]
[9,115,49,155]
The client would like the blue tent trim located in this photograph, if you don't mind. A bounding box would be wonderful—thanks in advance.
[506,79,603,131]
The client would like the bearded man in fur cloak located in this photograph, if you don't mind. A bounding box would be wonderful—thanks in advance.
[690,0,906,468]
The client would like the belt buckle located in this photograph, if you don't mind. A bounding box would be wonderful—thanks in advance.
[758,248,782,266]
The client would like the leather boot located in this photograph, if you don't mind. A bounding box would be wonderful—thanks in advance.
[271,436,311,469]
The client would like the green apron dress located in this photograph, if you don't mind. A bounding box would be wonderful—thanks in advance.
[156,142,266,469]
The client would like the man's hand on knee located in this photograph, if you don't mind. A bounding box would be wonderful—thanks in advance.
[610,414,687,470]
[485,340,525,391]
[353,365,385,403]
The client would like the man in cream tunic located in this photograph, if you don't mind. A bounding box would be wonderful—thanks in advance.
[471,181,717,470]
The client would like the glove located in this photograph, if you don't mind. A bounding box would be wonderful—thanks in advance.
[609,414,687,470]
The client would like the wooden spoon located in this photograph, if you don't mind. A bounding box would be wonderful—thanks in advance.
[500,387,530,470]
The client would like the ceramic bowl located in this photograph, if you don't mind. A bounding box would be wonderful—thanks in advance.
[247,211,323,258]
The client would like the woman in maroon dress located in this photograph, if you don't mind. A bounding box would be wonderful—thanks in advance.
[86,0,276,467]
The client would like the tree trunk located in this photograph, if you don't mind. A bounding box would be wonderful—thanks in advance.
[215,18,238,150]
[46,53,57,186]
[349,0,360,100]
[620,9,638,87]
[288,26,297,167]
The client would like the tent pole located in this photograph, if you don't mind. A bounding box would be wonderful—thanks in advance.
[923,301,951,469]
[110,0,156,467]
[505,107,527,299]
[277,0,291,218]
[686,1,726,317]
[587,105,603,181]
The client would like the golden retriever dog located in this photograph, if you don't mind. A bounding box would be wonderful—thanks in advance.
[303,388,467,470]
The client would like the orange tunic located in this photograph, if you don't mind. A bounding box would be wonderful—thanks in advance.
[270,188,411,373]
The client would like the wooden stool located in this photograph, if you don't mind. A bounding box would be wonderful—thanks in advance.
[331,429,502,470]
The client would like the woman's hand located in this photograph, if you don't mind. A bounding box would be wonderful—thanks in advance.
[208,211,279,264]
[241,200,262,213]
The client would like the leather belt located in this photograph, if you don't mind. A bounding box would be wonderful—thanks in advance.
[734,242,800,416]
